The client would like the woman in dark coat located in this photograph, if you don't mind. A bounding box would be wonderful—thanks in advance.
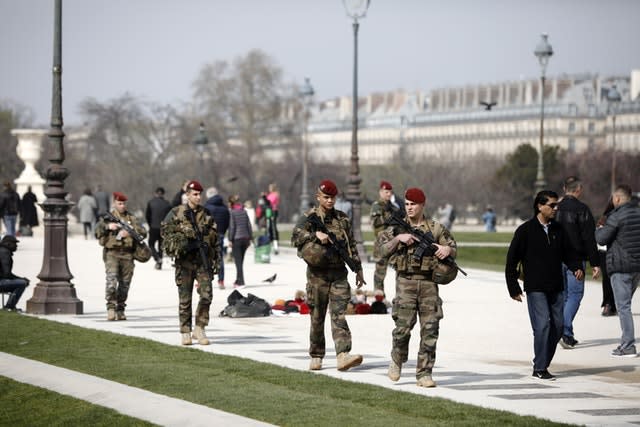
[19,186,39,233]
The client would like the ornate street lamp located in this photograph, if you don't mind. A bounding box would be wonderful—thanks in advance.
[193,122,209,179]
[27,0,83,314]
[533,33,553,193]
[607,85,622,192]
[343,0,370,260]
[299,77,315,214]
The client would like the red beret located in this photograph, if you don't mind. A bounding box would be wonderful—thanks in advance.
[318,179,338,196]
[112,191,127,202]
[186,180,203,192]
[380,180,392,190]
[405,187,426,204]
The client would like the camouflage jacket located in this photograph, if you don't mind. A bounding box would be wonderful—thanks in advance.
[161,204,219,268]
[370,199,400,236]
[376,215,457,273]
[291,206,362,271]
[95,209,146,250]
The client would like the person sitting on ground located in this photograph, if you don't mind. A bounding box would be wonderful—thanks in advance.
[0,235,30,311]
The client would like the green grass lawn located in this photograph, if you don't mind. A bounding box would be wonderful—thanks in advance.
[0,311,568,426]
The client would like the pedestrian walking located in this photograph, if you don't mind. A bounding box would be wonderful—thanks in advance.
[19,186,39,236]
[228,195,252,288]
[145,187,171,270]
[595,184,640,358]
[376,187,457,388]
[204,188,230,289]
[94,185,111,217]
[95,192,147,321]
[505,190,584,380]
[0,182,21,237]
[555,176,601,349]
[161,180,219,346]
[77,188,97,239]
[266,183,280,254]
[291,179,365,372]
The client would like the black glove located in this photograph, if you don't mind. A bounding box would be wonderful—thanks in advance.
[185,239,201,252]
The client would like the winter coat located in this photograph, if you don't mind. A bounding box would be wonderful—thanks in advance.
[595,201,640,274]
[555,195,599,267]
[77,194,97,223]
[204,195,230,236]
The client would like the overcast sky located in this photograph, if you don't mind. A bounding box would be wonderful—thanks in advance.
[1,0,639,126]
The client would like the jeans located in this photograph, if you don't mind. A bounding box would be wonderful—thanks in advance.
[527,291,564,371]
[562,262,585,338]
[217,237,225,282]
[610,272,640,351]
[0,278,29,309]
[3,215,17,236]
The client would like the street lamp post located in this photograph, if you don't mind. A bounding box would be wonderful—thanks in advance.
[533,33,553,193]
[193,122,209,180]
[299,77,315,214]
[343,0,370,261]
[607,85,622,192]
[27,0,83,314]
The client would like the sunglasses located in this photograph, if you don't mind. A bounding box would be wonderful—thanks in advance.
[545,202,558,208]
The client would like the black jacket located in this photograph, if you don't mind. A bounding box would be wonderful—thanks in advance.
[555,195,599,267]
[145,196,171,230]
[204,195,230,237]
[505,217,582,298]
[0,244,18,280]
[595,201,640,274]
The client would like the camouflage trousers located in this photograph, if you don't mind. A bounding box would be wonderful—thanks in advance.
[104,250,135,311]
[391,275,444,379]
[373,257,390,294]
[306,266,352,358]
[175,262,212,333]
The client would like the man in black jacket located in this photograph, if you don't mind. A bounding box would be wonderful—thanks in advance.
[0,235,29,311]
[596,185,640,358]
[505,190,584,380]
[555,177,601,349]
[145,187,171,270]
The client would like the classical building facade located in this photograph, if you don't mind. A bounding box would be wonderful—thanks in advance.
[306,71,640,165]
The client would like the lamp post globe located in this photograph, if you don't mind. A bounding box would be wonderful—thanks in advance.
[299,77,315,215]
[343,0,371,260]
[607,85,622,192]
[533,33,553,193]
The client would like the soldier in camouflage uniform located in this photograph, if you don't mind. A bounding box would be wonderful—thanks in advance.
[376,187,457,388]
[95,191,147,321]
[292,179,366,372]
[370,180,400,296]
[161,180,219,346]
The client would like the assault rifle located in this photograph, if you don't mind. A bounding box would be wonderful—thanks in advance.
[307,213,358,272]
[185,208,213,281]
[103,211,146,245]
[385,211,467,276]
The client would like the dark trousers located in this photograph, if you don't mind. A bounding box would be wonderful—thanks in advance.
[527,291,563,371]
[231,238,250,285]
[148,228,163,262]
[600,251,615,310]
[0,279,29,310]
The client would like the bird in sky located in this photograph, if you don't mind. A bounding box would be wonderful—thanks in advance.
[480,101,497,111]
[262,273,277,283]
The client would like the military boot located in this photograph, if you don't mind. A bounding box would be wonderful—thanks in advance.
[336,352,363,371]
[107,308,116,321]
[416,375,436,388]
[309,357,322,371]
[181,333,192,346]
[116,311,126,321]
[388,360,402,381]
[192,326,210,345]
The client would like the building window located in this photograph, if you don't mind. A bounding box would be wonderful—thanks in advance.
[568,122,576,132]
[568,139,575,153]
[588,122,595,133]
[588,138,595,149]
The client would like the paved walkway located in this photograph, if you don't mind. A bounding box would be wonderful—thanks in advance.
[7,235,640,426]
